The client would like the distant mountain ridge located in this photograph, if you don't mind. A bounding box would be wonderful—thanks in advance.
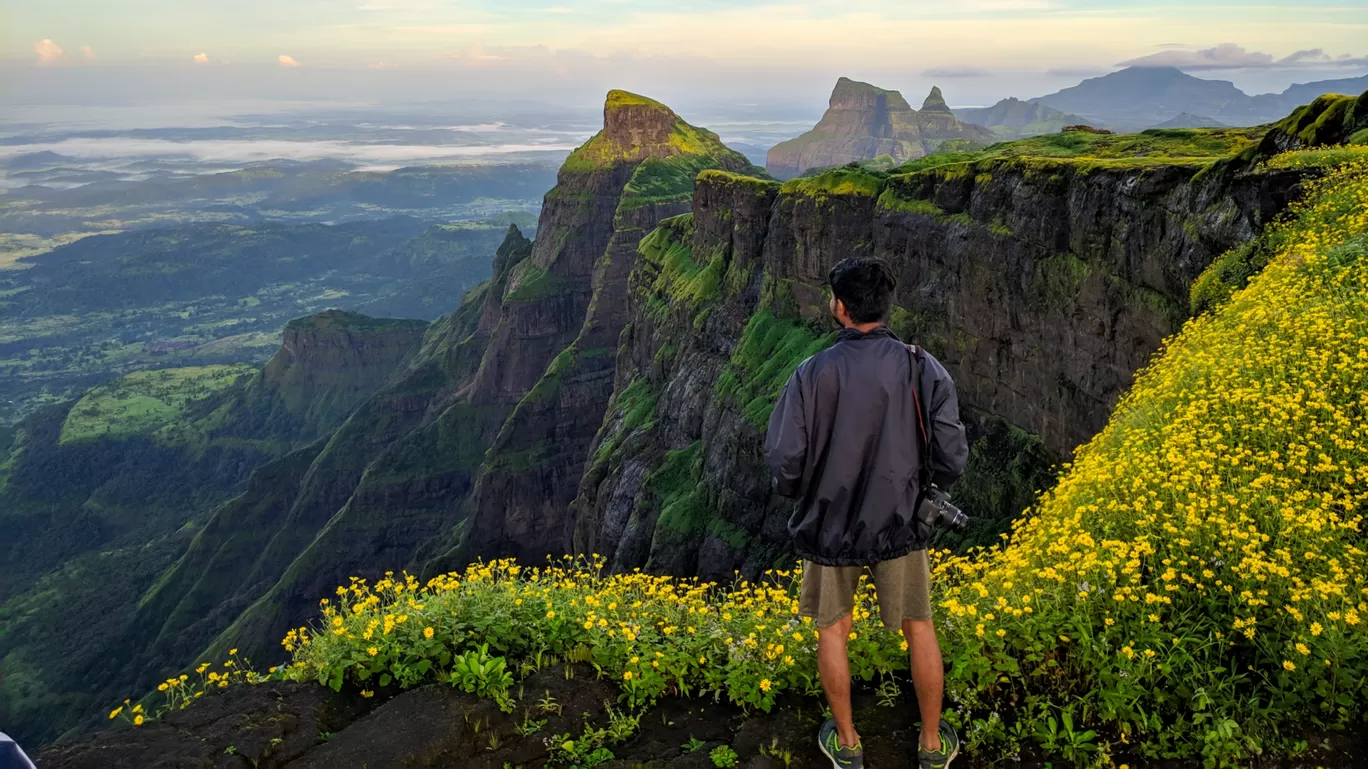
[766,78,995,178]
[1032,66,1368,130]
[953,97,1088,139]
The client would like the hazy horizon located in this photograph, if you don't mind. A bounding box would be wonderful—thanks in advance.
[5,0,1366,112]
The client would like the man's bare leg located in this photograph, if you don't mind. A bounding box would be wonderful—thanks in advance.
[902,618,944,751]
[817,613,860,749]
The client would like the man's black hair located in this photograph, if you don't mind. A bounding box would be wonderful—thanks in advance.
[827,257,897,323]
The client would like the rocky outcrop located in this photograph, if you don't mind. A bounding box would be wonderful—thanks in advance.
[37,664,1366,768]
[214,311,429,441]
[447,93,761,565]
[766,80,995,179]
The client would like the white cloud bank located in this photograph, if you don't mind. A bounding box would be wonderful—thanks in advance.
[194,52,210,64]
[278,54,300,67]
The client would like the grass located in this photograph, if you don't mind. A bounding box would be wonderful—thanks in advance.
[505,262,564,303]
[779,167,886,199]
[58,364,256,444]
[893,126,1265,175]
[590,378,658,471]
[561,91,747,174]
[714,311,835,429]
[637,214,727,314]
[617,155,718,213]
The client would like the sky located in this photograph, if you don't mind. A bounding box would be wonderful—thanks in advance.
[3,0,1367,110]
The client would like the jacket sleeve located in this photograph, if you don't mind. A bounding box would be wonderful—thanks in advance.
[765,369,808,498]
[924,354,969,488]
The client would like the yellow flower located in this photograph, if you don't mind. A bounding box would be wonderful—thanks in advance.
[361,689,375,698]
[229,648,238,655]
[1295,643,1311,656]
[546,610,556,619]
[1283,660,1296,672]
[623,671,633,681]
[760,679,772,692]
[133,715,145,726]
[109,706,123,720]
[157,683,168,692]
[368,647,379,657]
[424,626,435,639]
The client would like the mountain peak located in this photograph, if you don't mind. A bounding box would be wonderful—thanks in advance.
[565,90,733,170]
[922,86,952,113]
[829,77,912,110]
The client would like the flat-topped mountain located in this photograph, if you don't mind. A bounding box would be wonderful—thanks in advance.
[766,78,995,178]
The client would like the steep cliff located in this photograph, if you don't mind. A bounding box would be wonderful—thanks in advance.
[158,92,762,674]
[449,93,761,566]
[766,80,995,179]
[572,122,1329,577]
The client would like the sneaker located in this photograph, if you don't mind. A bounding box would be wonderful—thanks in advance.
[817,718,864,769]
[917,720,960,769]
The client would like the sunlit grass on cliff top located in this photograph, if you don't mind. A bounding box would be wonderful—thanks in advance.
[894,125,1268,174]
[256,160,1368,762]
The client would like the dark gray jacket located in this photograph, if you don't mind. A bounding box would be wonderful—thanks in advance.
[765,326,969,566]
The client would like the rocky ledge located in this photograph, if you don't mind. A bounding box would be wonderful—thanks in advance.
[37,665,1363,769]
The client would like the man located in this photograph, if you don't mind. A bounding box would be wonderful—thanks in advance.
[765,257,969,769]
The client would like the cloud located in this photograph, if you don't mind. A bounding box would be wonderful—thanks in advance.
[922,66,991,78]
[1278,48,1332,65]
[194,52,210,64]
[278,54,301,67]
[81,45,97,60]
[1119,43,1368,71]
[369,61,397,69]
[34,39,65,64]
[1046,66,1111,77]
[447,43,507,63]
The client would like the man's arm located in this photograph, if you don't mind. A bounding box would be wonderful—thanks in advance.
[924,354,969,488]
[765,369,808,498]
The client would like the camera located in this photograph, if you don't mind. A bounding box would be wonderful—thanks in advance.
[916,486,969,533]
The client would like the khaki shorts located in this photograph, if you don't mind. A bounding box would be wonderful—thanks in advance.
[799,550,933,629]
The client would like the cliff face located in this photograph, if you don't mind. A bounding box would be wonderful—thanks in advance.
[570,151,1309,577]
[158,92,762,671]
[766,80,996,179]
[446,94,760,565]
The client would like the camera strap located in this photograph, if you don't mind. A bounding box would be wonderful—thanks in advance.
[906,344,934,490]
